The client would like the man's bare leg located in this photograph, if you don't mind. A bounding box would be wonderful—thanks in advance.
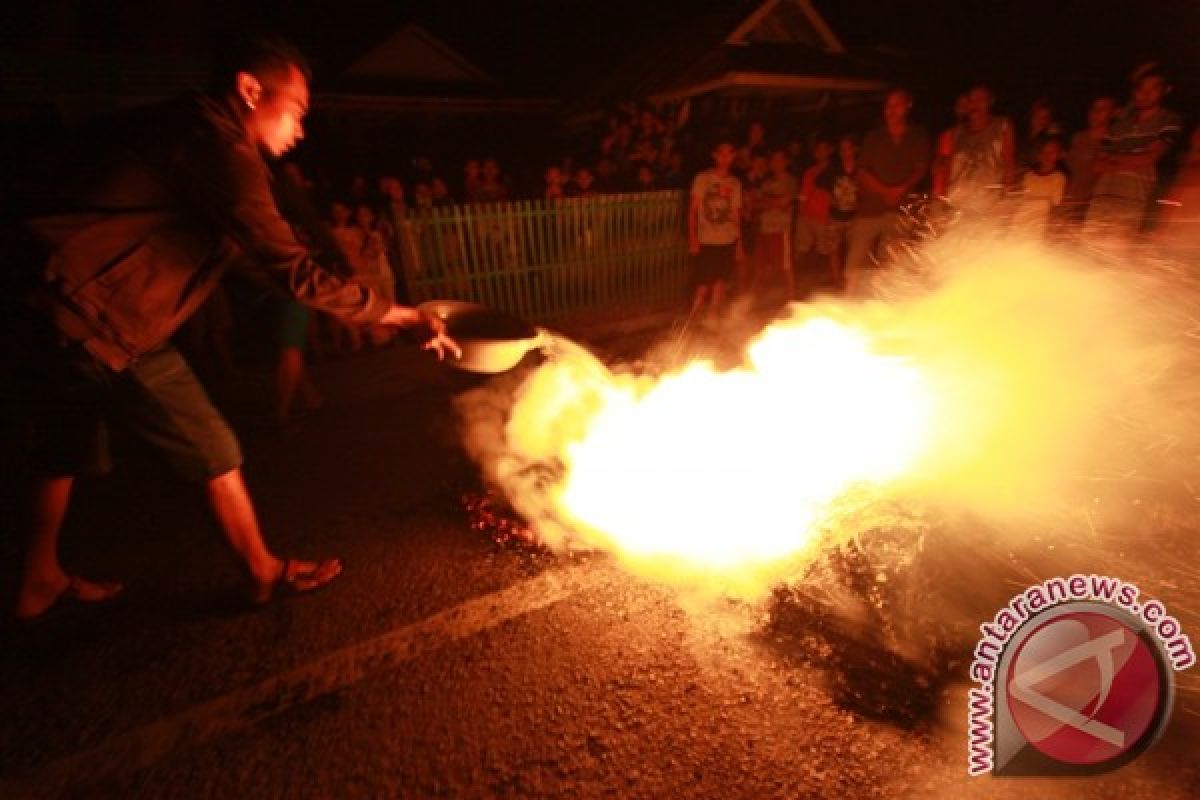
[205,468,340,601]
[206,469,283,588]
[275,347,305,426]
[709,280,727,320]
[14,475,123,619]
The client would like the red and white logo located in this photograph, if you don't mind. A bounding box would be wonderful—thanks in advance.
[1002,609,1167,772]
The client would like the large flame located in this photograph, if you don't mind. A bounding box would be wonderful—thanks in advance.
[458,236,1199,597]
[555,319,931,567]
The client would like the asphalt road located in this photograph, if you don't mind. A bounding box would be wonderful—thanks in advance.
[1,343,1197,799]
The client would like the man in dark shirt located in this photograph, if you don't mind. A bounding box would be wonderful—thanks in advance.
[5,38,459,618]
[846,89,930,295]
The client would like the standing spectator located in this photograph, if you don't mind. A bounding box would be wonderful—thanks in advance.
[793,136,835,287]
[544,165,567,200]
[593,158,618,193]
[1065,96,1117,216]
[273,290,324,427]
[1015,138,1068,237]
[273,165,340,424]
[463,159,483,202]
[939,85,1015,212]
[1085,66,1183,238]
[785,137,807,178]
[378,176,407,222]
[476,158,510,203]
[1156,127,1200,253]
[636,108,663,149]
[375,176,409,304]
[275,163,352,358]
[823,135,860,288]
[1019,98,1063,173]
[430,176,453,206]
[932,92,969,197]
[412,156,436,189]
[660,150,687,190]
[687,139,744,320]
[353,204,397,346]
[740,153,770,290]
[328,200,366,352]
[602,120,635,181]
[630,137,660,176]
[752,149,797,299]
[566,166,598,198]
[559,155,577,184]
[847,89,930,294]
[634,165,658,192]
[412,183,434,211]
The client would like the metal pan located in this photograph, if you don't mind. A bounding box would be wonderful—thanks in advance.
[419,300,545,374]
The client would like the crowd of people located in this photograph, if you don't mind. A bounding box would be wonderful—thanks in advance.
[684,62,1192,319]
[272,60,1193,336]
[193,58,1196,426]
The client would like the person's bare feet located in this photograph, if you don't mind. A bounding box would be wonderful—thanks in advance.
[14,573,124,620]
[251,557,342,606]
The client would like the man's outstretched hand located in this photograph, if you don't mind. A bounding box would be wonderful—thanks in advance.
[379,305,463,361]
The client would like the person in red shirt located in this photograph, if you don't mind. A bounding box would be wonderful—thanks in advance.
[792,137,835,288]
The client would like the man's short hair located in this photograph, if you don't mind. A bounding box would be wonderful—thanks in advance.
[209,36,311,93]
[1133,64,1171,88]
[967,83,995,100]
[886,87,914,105]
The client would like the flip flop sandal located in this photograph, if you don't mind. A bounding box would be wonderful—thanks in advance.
[14,576,124,622]
[253,558,343,606]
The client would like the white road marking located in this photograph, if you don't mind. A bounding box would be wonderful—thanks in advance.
[1,563,606,797]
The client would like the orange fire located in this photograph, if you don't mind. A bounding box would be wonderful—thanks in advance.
[484,314,933,595]
[556,320,931,561]
[461,238,1194,597]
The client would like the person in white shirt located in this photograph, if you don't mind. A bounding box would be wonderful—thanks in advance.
[1016,138,1067,237]
[687,140,744,318]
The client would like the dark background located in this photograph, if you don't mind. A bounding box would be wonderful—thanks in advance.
[0,1,1196,192]
[2,0,1195,117]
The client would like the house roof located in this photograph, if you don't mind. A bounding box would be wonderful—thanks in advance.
[319,21,556,115]
[568,0,884,116]
[341,23,494,87]
[647,43,885,102]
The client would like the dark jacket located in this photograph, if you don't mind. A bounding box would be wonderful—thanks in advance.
[18,93,388,371]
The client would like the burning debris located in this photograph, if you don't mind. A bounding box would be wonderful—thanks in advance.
[462,489,539,547]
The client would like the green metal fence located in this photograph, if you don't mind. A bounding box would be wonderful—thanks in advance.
[395,191,690,322]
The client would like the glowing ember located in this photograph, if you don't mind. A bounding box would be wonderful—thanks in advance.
[462,490,538,546]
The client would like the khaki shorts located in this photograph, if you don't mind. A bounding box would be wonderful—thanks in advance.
[9,310,242,482]
[793,217,841,255]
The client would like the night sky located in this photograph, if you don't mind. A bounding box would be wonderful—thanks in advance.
[1,0,1196,129]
